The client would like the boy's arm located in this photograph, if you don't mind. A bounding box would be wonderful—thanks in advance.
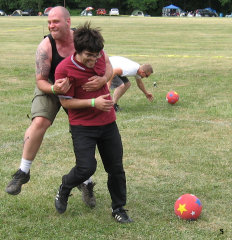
[59,94,114,112]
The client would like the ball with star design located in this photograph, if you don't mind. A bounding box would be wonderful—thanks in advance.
[174,194,202,220]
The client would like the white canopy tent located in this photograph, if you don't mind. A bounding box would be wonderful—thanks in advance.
[162,4,181,16]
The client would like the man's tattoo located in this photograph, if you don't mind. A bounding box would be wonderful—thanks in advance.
[23,136,30,147]
[36,48,50,78]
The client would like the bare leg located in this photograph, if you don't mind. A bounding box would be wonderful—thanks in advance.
[22,117,51,160]
[113,81,131,104]
[5,116,51,195]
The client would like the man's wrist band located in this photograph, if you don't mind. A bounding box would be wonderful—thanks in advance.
[91,98,95,107]
[51,85,56,94]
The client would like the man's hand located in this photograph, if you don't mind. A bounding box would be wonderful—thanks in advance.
[95,94,114,112]
[54,77,71,94]
[146,92,154,102]
[82,76,107,92]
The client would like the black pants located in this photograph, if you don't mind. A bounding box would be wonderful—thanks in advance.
[62,121,126,210]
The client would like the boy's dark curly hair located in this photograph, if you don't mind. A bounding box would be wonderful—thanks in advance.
[74,22,104,53]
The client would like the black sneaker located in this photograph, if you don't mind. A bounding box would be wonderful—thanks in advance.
[77,182,96,208]
[114,103,121,112]
[55,185,72,214]
[112,207,133,223]
[5,169,30,195]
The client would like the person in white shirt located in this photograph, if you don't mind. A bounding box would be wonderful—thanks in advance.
[108,56,154,111]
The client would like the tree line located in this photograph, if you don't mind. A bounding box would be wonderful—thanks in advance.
[1,0,232,16]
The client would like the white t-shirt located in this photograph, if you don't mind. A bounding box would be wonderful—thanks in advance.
[109,56,140,78]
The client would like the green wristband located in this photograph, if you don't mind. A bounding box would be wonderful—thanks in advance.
[91,98,95,107]
[51,85,56,95]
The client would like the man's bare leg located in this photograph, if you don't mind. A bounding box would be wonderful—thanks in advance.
[5,117,51,195]
[22,117,51,160]
[113,82,131,111]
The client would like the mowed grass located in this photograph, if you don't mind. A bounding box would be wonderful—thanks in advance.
[1,16,232,239]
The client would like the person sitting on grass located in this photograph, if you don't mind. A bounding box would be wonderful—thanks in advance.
[54,22,132,224]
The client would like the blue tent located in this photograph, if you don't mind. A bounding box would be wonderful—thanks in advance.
[162,4,181,16]
[164,4,180,10]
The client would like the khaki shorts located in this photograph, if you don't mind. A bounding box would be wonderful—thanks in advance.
[31,86,61,123]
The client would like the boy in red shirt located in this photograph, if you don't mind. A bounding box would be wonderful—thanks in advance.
[54,22,132,223]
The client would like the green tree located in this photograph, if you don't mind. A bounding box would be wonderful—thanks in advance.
[0,0,19,14]
[219,0,232,13]
[127,0,158,12]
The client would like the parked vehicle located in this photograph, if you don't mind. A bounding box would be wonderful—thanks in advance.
[0,9,6,16]
[11,8,36,16]
[96,8,106,15]
[225,13,232,17]
[194,9,217,17]
[22,9,37,16]
[109,8,119,16]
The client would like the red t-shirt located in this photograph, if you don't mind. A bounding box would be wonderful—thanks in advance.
[55,51,116,126]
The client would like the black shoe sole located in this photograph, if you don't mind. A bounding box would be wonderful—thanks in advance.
[6,188,21,195]
[5,177,30,195]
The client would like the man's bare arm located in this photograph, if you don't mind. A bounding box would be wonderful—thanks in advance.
[35,42,54,93]
[136,78,154,102]
[107,68,123,89]
[36,46,50,78]
[35,40,71,94]
[103,53,113,82]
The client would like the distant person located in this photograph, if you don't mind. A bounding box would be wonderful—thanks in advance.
[108,56,154,111]
[5,6,113,208]
[54,22,132,223]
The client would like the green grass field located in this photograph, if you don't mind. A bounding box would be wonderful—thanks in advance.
[1,16,232,239]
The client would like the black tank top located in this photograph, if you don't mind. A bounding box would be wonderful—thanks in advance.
[47,34,65,83]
